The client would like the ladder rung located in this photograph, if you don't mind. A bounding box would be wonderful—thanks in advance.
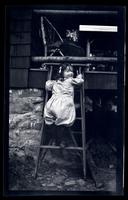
[35,145,83,151]
[76,117,82,120]
[71,131,82,134]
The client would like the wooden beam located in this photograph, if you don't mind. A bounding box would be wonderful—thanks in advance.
[79,25,118,32]
[32,56,117,64]
[41,16,47,56]
[29,145,83,150]
[34,9,118,15]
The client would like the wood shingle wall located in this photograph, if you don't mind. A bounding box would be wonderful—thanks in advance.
[9,8,32,88]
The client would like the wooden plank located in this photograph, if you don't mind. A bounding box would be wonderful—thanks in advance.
[34,66,53,178]
[10,33,31,44]
[85,71,117,74]
[34,9,118,15]
[10,9,32,20]
[32,56,117,64]
[81,75,86,179]
[79,25,118,32]
[33,145,83,150]
[10,68,28,88]
[29,70,117,89]
[28,70,48,88]
[85,72,117,89]
[10,44,31,56]
[10,57,30,68]
[10,20,31,32]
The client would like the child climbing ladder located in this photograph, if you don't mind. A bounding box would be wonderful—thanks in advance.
[44,64,84,147]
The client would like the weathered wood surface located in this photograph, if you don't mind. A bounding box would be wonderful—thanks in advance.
[85,72,117,89]
[10,45,31,56]
[32,56,117,64]
[10,57,30,68]
[10,9,32,20]
[10,69,28,88]
[28,70,48,88]
[10,20,31,32]
[10,33,31,44]
[34,9,118,15]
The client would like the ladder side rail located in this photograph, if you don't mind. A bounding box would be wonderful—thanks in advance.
[80,68,86,179]
[34,65,53,178]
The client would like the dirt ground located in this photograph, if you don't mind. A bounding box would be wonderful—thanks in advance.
[8,138,117,192]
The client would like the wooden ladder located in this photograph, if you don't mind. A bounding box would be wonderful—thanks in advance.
[34,66,86,179]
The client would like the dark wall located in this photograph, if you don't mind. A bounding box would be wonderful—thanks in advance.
[9,7,47,89]
[9,8,32,88]
[8,7,117,90]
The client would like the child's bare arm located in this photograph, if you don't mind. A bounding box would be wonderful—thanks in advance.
[45,80,55,91]
[71,74,84,85]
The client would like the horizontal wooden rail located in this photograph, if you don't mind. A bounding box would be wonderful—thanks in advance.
[34,9,118,15]
[32,56,117,64]
[9,145,83,150]
[85,71,117,74]
[37,145,83,150]
[29,68,118,75]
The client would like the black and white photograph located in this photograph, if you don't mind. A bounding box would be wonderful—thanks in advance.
[3,5,125,196]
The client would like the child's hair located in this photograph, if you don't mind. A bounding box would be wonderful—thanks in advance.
[56,63,73,81]
[66,29,79,42]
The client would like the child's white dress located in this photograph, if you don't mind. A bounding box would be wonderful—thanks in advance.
[44,74,84,127]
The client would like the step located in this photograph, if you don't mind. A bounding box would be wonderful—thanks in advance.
[33,145,83,151]
[76,117,82,120]
[71,131,82,134]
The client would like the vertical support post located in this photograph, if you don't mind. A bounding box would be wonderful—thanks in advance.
[86,39,91,70]
[82,39,90,178]
[86,39,91,57]
[79,66,86,179]
[41,16,47,57]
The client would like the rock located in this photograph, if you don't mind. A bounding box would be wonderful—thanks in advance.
[9,113,35,129]
[34,122,42,130]
[53,175,65,184]
[41,183,47,187]
[10,89,43,98]
[109,164,115,169]
[47,183,55,187]
[77,179,85,186]
[15,150,25,158]
[35,103,43,112]
[18,120,31,129]
[9,98,33,114]
[65,180,76,186]
[105,179,116,191]
[9,89,45,162]
[57,185,62,189]
[28,97,43,104]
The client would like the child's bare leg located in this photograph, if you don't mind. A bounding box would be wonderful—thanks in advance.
[44,124,56,145]
[55,125,66,147]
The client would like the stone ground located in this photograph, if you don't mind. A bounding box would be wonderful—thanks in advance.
[8,89,117,193]
[9,139,117,192]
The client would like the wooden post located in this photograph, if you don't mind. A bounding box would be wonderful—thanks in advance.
[86,39,91,57]
[41,16,47,57]
[86,39,91,69]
